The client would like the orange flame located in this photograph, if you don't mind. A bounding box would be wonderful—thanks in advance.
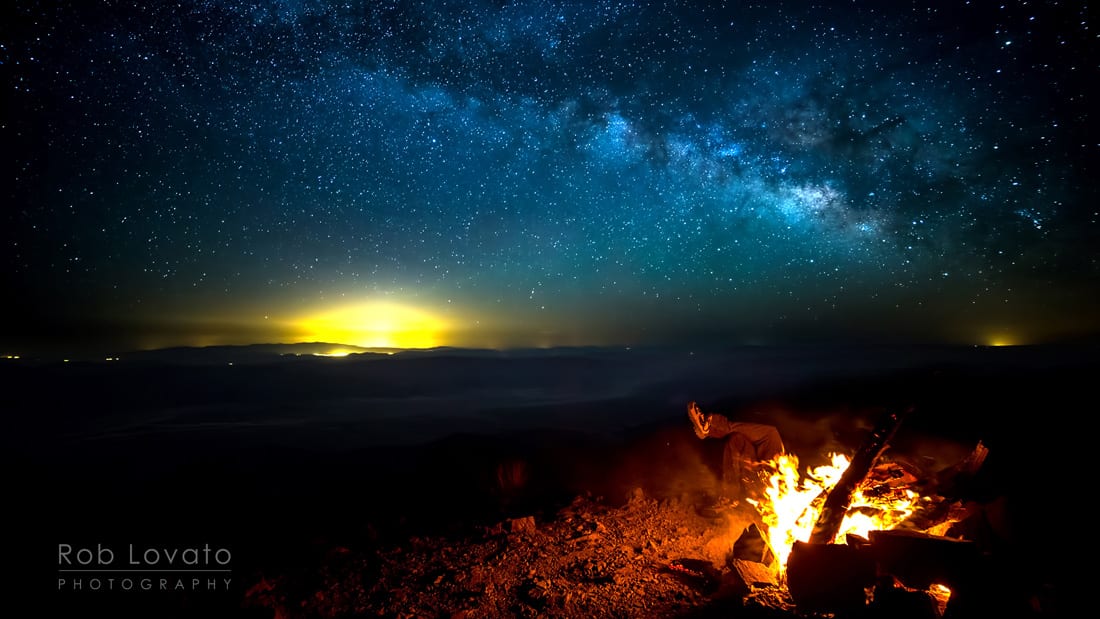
[748,452,918,575]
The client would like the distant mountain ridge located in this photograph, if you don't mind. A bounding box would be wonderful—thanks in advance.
[15,338,1100,367]
[119,343,638,363]
[118,342,394,364]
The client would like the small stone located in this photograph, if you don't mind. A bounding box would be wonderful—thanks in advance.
[508,516,537,534]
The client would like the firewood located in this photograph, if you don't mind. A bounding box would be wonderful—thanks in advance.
[808,405,913,544]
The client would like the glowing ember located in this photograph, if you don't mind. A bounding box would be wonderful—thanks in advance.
[931,583,953,613]
[747,452,918,575]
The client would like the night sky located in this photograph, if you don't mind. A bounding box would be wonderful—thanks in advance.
[3,1,1097,355]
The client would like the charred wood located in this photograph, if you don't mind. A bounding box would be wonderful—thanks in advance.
[808,405,913,544]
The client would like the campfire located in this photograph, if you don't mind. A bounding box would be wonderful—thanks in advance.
[748,451,921,573]
[726,406,991,616]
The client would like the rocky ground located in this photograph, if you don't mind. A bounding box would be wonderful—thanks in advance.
[241,490,805,619]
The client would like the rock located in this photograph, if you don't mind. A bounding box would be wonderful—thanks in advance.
[460,566,488,593]
[508,516,537,534]
[519,579,549,607]
[732,523,774,564]
[727,558,778,592]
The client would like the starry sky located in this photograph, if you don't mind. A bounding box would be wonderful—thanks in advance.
[3,1,1098,354]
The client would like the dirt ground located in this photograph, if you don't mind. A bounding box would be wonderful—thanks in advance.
[241,491,809,619]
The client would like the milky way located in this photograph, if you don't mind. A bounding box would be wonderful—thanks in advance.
[3,1,1097,352]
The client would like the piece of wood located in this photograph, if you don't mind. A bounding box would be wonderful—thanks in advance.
[808,405,913,544]
[869,529,979,590]
[786,541,876,613]
[903,443,991,535]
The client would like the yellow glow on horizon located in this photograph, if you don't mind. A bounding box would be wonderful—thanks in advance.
[985,332,1022,347]
[312,350,353,357]
[294,301,450,349]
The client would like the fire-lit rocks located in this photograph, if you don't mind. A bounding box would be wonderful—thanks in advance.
[245,493,735,618]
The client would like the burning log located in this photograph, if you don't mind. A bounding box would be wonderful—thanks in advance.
[808,405,913,545]
[905,441,990,535]
[788,531,975,616]
[868,529,978,591]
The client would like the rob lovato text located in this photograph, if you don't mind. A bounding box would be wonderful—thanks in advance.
[58,543,232,592]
